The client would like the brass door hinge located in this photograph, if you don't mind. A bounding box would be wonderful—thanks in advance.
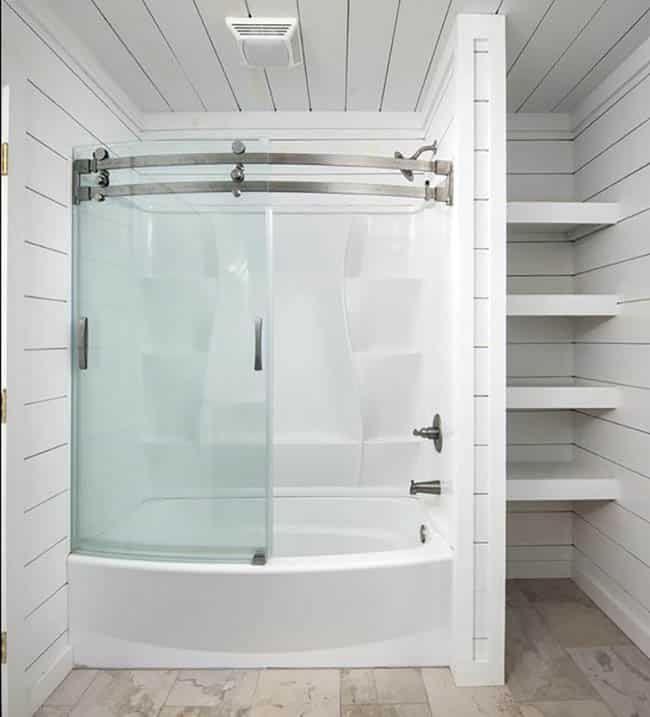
[1,142,8,176]
[1,631,6,664]
[1,388,6,424]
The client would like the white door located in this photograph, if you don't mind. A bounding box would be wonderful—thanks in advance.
[1,50,29,715]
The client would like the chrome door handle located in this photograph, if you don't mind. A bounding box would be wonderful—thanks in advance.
[78,317,88,370]
[254,317,263,371]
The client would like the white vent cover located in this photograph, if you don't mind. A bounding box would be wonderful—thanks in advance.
[226,17,301,68]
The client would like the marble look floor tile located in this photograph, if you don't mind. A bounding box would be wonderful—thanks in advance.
[428,692,523,716]
[165,670,258,708]
[341,669,378,704]
[342,705,430,717]
[506,607,598,702]
[35,708,71,717]
[373,669,427,704]
[159,709,223,717]
[568,645,650,717]
[70,669,177,717]
[46,669,98,707]
[507,581,532,608]
[421,668,456,699]
[252,669,339,717]
[535,602,630,649]
[518,701,614,717]
[513,580,594,607]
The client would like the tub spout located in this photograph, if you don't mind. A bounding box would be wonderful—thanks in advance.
[410,480,442,496]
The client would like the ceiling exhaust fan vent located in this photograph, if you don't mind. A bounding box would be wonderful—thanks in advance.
[226,17,302,68]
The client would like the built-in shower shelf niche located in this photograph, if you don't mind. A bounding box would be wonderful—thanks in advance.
[507,201,620,239]
[507,452,618,501]
[507,383,620,410]
[507,294,620,317]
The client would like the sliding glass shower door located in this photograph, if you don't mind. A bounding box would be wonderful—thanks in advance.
[71,142,272,563]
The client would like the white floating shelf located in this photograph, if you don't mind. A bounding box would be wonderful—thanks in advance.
[507,201,619,237]
[507,459,618,501]
[507,385,620,410]
[507,294,619,317]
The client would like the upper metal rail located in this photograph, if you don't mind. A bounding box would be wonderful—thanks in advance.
[73,152,450,176]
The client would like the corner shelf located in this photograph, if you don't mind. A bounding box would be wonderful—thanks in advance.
[507,294,619,317]
[507,384,620,410]
[507,201,619,238]
[507,455,618,501]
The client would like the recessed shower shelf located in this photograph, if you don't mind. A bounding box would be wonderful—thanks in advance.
[507,294,619,317]
[507,457,618,501]
[507,201,619,238]
[507,384,620,410]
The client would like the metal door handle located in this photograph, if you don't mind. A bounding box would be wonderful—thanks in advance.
[78,317,88,370]
[254,317,263,371]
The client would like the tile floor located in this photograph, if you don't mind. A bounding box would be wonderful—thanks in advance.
[37,579,650,717]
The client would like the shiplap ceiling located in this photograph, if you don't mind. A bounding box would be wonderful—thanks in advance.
[36,0,650,113]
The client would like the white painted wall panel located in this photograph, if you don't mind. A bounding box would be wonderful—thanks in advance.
[571,55,650,650]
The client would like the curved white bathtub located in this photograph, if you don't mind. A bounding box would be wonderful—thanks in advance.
[69,497,452,668]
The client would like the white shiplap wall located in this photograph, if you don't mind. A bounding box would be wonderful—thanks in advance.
[506,129,577,579]
[2,2,138,713]
[506,40,650,655]
[449,16,506,685]
[571,62,650,657]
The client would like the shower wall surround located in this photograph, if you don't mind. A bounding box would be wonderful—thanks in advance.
[273,211,451,495]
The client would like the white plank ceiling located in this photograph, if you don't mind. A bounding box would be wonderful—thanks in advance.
[36,0,650,113]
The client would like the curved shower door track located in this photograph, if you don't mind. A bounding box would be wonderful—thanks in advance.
[72,144,454,205]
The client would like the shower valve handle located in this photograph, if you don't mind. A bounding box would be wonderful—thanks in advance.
[412,414,443,453]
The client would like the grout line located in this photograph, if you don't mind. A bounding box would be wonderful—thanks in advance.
[5,3,140,136]
[515,0,608,113]
[25,630,68,673]
[25,583,68,621]
[414,0,453,111]
[24,295,68,303]
[24,489,69,515]
[378,0,401,112]
[24,395,68,407]
[89,0,173,111]
[295,0,312,111]
[25,240,69,256]
[24,536,69,569]
[25,185,68,209]
[192,0,241,110]
[572,70,650,140]
[583,161,650,202]
[24,442,68,461]
[141,0,208,110]
[574,511,650,563]
[344,0,350,111]
[25,130,69,161]
[553,7,650,111]
[574,443,650,481]
[574,409,650,434]
[574,117,650,174]
[573,251,650,276]
[507,0,557,76]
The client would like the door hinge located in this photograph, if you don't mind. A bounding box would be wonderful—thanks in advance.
[1,388,6,424]
[1,632,6,664]
[1,142,8,176]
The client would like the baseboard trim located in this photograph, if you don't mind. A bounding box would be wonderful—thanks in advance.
[29,644,73,716]
[573,553,650,657]
[507,561,572,579]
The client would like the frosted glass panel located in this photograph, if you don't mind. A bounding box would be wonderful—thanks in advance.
[71,141,271,563]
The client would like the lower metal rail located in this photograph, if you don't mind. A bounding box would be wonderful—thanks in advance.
[79,179,449,203]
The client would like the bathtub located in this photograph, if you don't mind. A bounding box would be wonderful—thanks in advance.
[68,496,452,668]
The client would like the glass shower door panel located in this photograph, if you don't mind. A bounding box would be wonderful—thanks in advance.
[72,144,271,562]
